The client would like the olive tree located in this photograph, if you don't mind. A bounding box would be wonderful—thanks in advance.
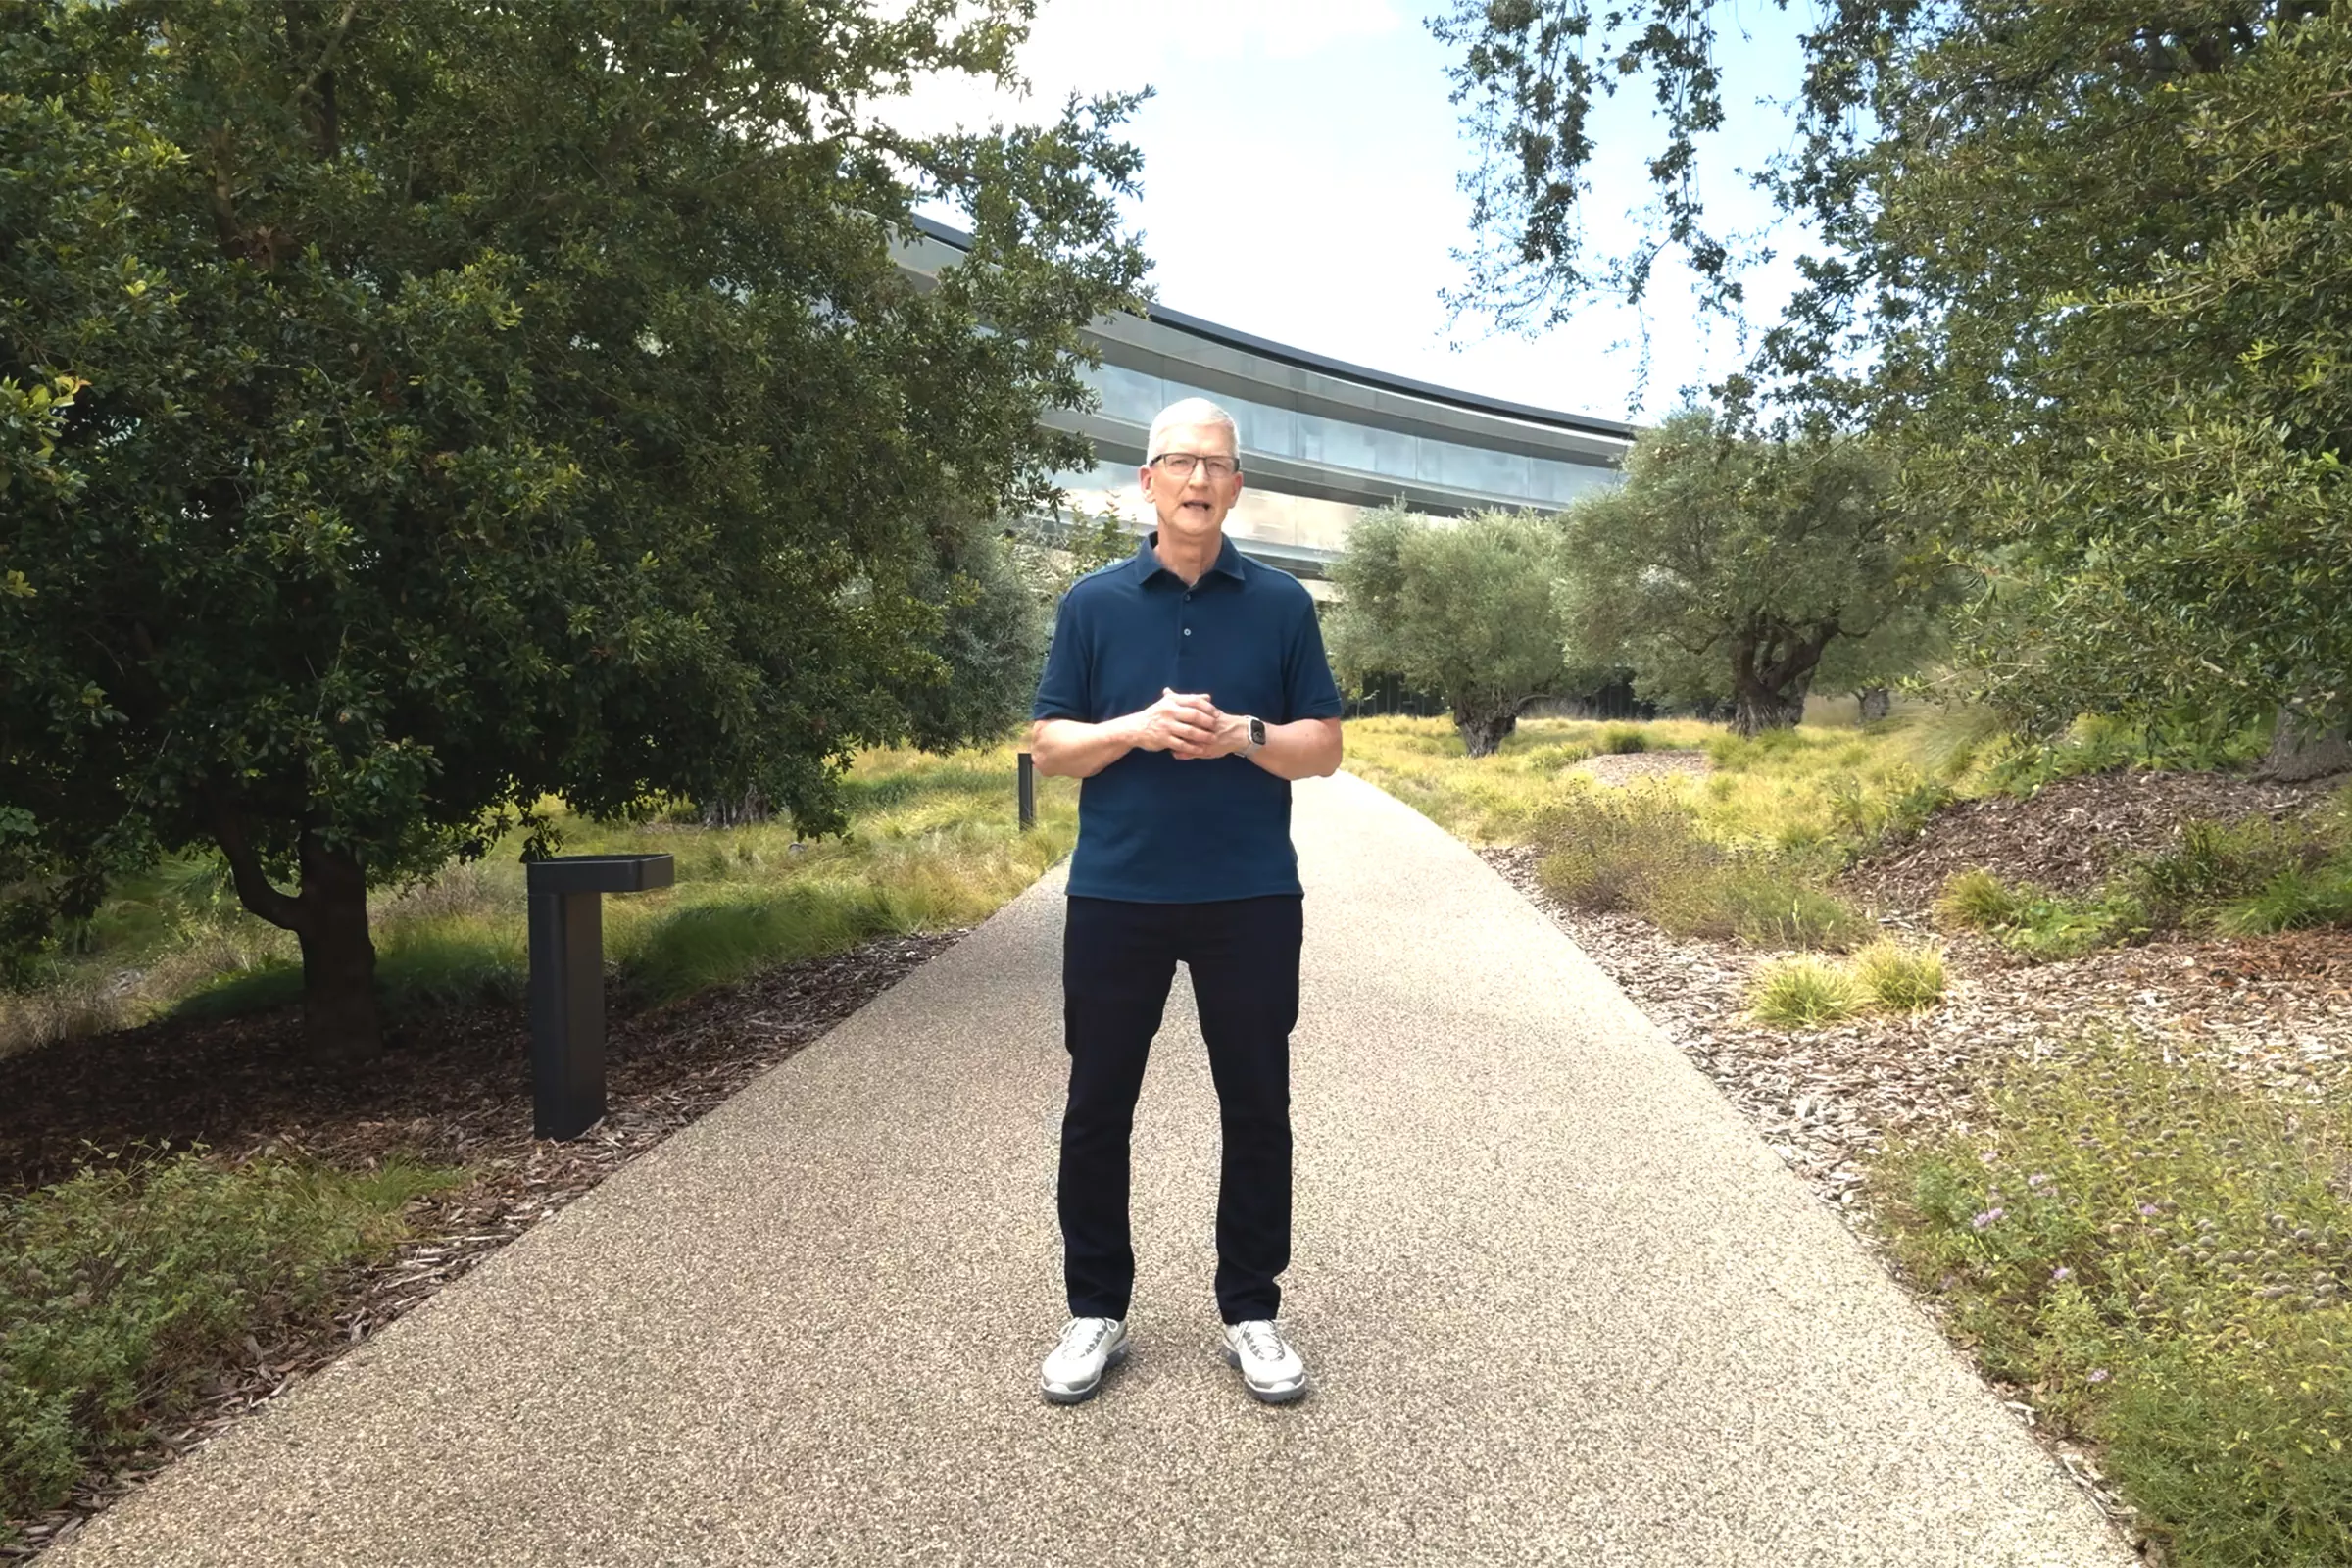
[1556,410,1942,736]
[1325,507,1596,756]
[0,0,1146,1063]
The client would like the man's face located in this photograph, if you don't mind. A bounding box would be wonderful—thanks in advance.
[1141,419,1244,543]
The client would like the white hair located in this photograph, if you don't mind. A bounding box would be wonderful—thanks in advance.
[1147,397,1242,463]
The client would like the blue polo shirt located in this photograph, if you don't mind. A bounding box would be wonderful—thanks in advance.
[1033,532,1344,903]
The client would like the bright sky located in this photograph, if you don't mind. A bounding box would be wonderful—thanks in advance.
[892,0,1819,425]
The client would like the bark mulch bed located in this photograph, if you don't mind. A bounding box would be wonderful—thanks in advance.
[0,931,961,1560]
[1481,770,2352,1559]
[1838,768,2340,916]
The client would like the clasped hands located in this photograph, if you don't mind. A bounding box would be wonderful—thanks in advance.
[1131,687,1250,761]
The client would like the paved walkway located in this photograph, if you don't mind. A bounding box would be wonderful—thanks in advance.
[52,774,2131,1567]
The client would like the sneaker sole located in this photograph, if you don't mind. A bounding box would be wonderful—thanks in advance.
[1041,1340,1129,1405]
[1221,1345,1309,1404]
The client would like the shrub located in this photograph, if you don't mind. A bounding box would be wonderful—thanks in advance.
[2127,816,2326,926]
[2215,862,2352,936]
[1935,870,2145,959]
[1533,788,1863,949]
[1748,956,1864,1027]
[0,1150,461,1519]
[1870,1033,2352,1566]
[1532,787,1715,914]
[1699,864,1866,950]
[1598,724,1649,755]
[1851,939,1947,1012]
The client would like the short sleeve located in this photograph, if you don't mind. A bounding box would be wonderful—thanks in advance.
[1282,599,1345,722]
[1031,589,1092,721]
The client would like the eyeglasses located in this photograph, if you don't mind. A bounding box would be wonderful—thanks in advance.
[1148,452,1239,480]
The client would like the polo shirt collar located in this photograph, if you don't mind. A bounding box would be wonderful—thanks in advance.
[1130,530,1250,586]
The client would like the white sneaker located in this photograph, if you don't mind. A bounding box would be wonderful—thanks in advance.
[1041,1316,1129,1404]
[1221,1319,1308,1403]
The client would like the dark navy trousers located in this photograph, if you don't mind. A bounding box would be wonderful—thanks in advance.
[1058,894,1302,1325]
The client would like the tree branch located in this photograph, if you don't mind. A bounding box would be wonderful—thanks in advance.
[211,802,305,933]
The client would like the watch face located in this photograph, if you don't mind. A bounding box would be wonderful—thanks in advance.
[1250,716,1267,748]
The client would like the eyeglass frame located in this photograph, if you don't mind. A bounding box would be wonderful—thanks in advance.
[1145,452,1242,481]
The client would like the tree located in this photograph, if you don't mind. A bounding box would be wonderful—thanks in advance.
[1435,2,2352,767]
[0,0,1147,1064]
[1325,507,1593,756]
[1556,409,1940,736]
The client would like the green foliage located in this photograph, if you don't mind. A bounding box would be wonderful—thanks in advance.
[1851,938,1947,1012]
[2215,862,2352,937]
[1936,868,2029,932]
[1531,785,1864,949]
[2129,818,2328,927]
[1325,508,1596,756]
[3,745,1079,1053]
[0,0,1146,1050]
[1555,411,1953,736]
[1746,938,1943,1026]
[1935,870,2149,962]
[1873,1034,2352,1566]
[1597,725,1648,755]
[1747,955,1864,1027]
[1,1149,463,1519]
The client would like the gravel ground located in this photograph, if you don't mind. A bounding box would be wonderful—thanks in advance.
[1570,749,1713,787]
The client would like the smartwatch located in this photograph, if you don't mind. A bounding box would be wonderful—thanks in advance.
[1242,715,1267,757]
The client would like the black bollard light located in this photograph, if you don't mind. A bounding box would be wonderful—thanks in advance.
[525,854,675,1140]
[1017,750,1037,832]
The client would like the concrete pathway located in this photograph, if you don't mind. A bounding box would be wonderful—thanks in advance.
[50,774,2132,1567]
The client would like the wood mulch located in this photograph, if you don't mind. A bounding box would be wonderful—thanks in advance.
[1480,766,2352,1560]
[0,931,962,1560]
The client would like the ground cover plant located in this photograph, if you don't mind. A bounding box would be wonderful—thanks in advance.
[1,1148,465,1520]
[1871,1033,2352,1567]
[1,744,1077,1057]
[1934,785,2352,962]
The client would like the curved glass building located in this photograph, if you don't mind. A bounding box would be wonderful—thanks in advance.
[896,218,1634,591]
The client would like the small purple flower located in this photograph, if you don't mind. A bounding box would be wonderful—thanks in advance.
[2028,1173,2051,1188]
[2051,1266,2073,1282]
[1971,1208,2005,1231]
[2137,1202,2161,1218]
[2087,1368,2110,1384]
[1979,1150,2000,1165]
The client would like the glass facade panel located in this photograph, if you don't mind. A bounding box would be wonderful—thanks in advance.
[1091,363,1165,424]
[1075,360,1618,512]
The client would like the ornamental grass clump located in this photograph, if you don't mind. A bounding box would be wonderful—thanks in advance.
[1849,938,1946,1012]
[1747,955,1864,1027]
[1870,1032,2352,1567]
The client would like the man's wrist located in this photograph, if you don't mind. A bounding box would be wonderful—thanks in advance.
[1239,714,1265,757]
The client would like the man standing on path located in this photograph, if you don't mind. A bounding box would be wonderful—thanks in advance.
[1027,397,1345,1406]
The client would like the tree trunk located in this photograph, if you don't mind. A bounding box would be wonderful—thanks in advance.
[1454,706,1519,758]
[701,790,769,827]
[1733,687,1808,737]
[1729,621,1834,738]
[294,834,381,1069]
[1856,685,1891,723]
[2262,702,2352,782]
[212,808,384,1069]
